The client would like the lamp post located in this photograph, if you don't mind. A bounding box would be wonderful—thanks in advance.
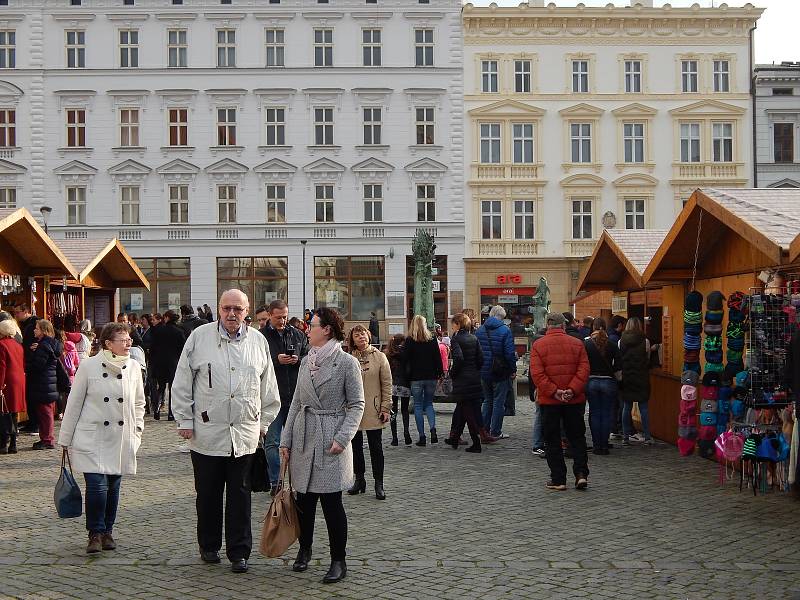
[300,239,308,310]
[39,205,52,235]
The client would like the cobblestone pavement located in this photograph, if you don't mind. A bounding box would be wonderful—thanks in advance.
[1,401,799,599]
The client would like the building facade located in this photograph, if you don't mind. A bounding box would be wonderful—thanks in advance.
[462,0,761,334]
[0,0,465,333]
[754,62,800,189]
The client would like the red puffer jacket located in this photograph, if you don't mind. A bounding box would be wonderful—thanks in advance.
[530,328,590,405]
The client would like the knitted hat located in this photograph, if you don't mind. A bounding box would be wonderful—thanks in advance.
[705,310,724,325]
[731,399,745,417]
[726,349,743,362]
[678,412,695,427]
[681,370,700,385]
[678,426,698,440]
[701,388,719,403]
[700,398,718,413]
[680,385,698,401]
[683,310,703,325]
[705,350,724,364]
[727,291,745,312]
[698,439,716,459]
[734,371,750,388]
[726,321,745,338]
[677,437,696,456]
[717,386,733,403]
[703,336,722,351]
[718,398,731,414]
[699,412,717,426]
[733,387,749,401]
[699,424,717,440]
[719,372,733,387]
[683,361,701,374]
[680,398,697,416]
[727,337,745,351]
[683,332,702,350]
[704,323,723,336]
[707,291,726,311]
[684,323,703,335]
[702,371,721,387]
[683,349,700,363]
[727,308,746,323]
[704,362,724,373]
[685,291,704,312]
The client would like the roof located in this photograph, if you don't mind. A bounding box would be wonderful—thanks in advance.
[54,238,150,290]
[0,208,78,278]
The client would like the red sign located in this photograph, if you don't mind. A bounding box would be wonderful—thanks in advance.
[496,273,522,285]
[481,287,536,296]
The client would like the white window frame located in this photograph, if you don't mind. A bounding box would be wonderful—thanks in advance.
[514,199,535,240]
[572,60,589,93]
[168,29,187,68]
[66,186,87,225]
[416,183,435,222]
[314,28,333,67]
[680,122,701,163]
[623,122,645,164]
[119,108,140,147]
[266,28,285,67]
[66,108,86,148]
[313,107,334,146]
[415,107,434,145]
[713,59,730,93]
[168,108,188,147]
[362,107,382,145]
[0,187,17,209]
[570,122,592,163]
[481,200,502,240]
[681,60,698,93]
[119,29,139,68]
[216,107,237,146]
[362,28,381,67]
[217,184,237,224]
[315,184,334,223]
[481,60,499,93]
[414,28,433,67]
[624,60,642,93]
[512,123,534,164]
[169,184,189,224]
[363,183,383,222]
[0,30,16,69]
[479,123,501,164]
[0,109,16,148]
[266,184,286,223]
[571,198,593,240]
[216,28,236,68]
[514,59,531,93]
[120,185,140,225]
[66,30,86,68]
[624,198,646,230]
[712,122,733,162]
[265,107,285,146]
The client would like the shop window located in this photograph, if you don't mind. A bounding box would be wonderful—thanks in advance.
[405,255,447,326]
[315,256,385,320]
[119,257,190,315]
[773,123,794,163]
[217,257,288,307]
[479,287,535,336]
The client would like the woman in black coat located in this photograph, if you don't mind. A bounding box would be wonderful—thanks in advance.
[146,310,186,420]
[27,319,61,450]
[445,313,484,453]
[619,317,652,445]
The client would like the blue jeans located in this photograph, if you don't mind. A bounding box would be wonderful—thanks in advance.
[481,378,511,437]
[264,413,285,486]
[622,401,651,440]
[84,473,122,534]
[586,378,618,450]
[531,395,544,450]
[411,380,437,438]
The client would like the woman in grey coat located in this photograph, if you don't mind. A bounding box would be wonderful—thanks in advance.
[279,307,364,584]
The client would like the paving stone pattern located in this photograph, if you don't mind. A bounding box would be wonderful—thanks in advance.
[1,401,799,599]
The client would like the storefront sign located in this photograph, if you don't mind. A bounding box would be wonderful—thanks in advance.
[498,294,519,304]
[94,296,111,326]
[496,273,522,285]
[130,293,143,311]
[168,293,181,310]
[432,280,441,292]
[481,287,536,296]
[264,291,278,303]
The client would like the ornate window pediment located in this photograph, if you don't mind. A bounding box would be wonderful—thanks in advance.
[612,103,657,118]
[559,103,605,118]
[205,89,248,109]
[155,89,199,111]
[303,88,345,111]
[560,173,605,188]
[469,99,545,118]
[0,159,26,185]
[54,90,96,113]
[351,88,393,111]
[255,88,297,111]
[669,100,746,116]
[155,158,200,190]
[612,173,658,188]
[205,158,249,189]
[404,157,447,187]
[351,157,395,189]
[302,157,345,188]
[0,81,23,107]
[106,90,150,112]
[54,160,98,191]
[254,158,297,187]
[108,159,151,185]
[404,88,446,110]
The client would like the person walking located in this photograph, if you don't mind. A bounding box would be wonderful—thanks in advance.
[178,305,206,338]
[368,312,380,347]
[259,299,309,493]
[0,319,25,455]
[346,324,392,500]
[147,310,186,420]
[13,304,39,434]
[402,315,443,446]
[171,289,280,574]
[475,305,516,440]
[386,334,412,446]
[583,317,620,455]
[530,312,590,491]
[279,307,365,584]
[619,317,653,445]
[27,320,62,450]
[57,322,145,554]
[445,313,483,453]
[607,315,626,441]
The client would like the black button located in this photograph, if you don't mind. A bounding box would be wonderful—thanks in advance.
[104,421,109,426]
[118,420,124,426]
[117,374,123,379]
[102,363,106,368]
[103,373,108,378]
[118,398,123,403]
[122,365,126,369]
[104,397,109,402]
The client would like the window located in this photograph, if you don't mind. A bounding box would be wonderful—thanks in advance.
[570,123,591,163]
[623,122,644,163]
[168,108,188,146]
[124,0,135,5]
[681,60,698,93]
[414,29,433,67]
[363,184,382,222]
[168,29,187,68]
[514,60,531,93]
[624,198,646,230]
[362,29,381,67]
[216,108,237,146]
[0,188,16,209]
[481,200,501,240]
[712,122,733,162]
[315,184,334,222]
[514,200,535,240]
[265,108,285,146]
[172,0,183,4]
[217,257,288,308]
[512,123,534,164]
[217,185,237,223]
[624,60,641,93]
[119,29,139,68]
[362,108,381,145]
[314,108,334,146]
[314,29,333,67]
[479,123,501,164]
[773,88,793,96]
[120,257,191,315]
[571,199,592,240]
[266,184,286,223]
[66,109,86,147]
[680,122,701,163]
[0,109,15,147]
[118,108,140,147]
[416,184,435,222]
[169,184,189,224]
[415,107,434,145]
[66,30,85,68]
[314,256,384,320]
[572,60,589,93]
[774,123,794,163]
[481,60,498,93]
[266,29,285,67]
[120,186,140,225]
[0,31,15,69]
[66,186,86,225]
[216,29,236,68]
[713,60,730,93]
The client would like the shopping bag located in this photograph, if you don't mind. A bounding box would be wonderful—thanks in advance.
[250,444,269,493]
[54,449,82,519]
[259,462,300,558]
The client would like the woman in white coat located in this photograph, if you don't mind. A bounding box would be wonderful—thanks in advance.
[58,322,145,554]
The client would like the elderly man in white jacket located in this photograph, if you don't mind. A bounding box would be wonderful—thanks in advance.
[171,289,280,574]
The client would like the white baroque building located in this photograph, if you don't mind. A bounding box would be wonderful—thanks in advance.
[0,0,465,332]
[754,61,800,189]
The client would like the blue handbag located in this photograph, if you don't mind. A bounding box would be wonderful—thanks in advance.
[54,449,82,519]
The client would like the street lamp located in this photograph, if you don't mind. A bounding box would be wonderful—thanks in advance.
[39,205,52,235]
[300,239,308,310]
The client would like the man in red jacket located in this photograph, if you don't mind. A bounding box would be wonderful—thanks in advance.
[530,312,590,491]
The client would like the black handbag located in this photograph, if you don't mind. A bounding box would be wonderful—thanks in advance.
[250,443,269,493]
[56,358,71,395]
[54,449,82,518]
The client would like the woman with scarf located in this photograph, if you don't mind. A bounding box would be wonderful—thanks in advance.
[583,317,620,455]
[58,322,145,554]
[279,307,364,584]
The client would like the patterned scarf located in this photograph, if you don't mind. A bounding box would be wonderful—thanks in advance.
[307,338,340,377]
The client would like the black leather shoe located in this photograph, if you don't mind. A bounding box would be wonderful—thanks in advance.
[322,559,347,583]
[430,428,438,444]
[200,550,221,564]
[292,547,312,572]
[347,476,366,495]
[374,480,386,500]
[231,558,248,573]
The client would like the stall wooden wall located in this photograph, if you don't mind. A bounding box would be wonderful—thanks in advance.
[650,371,682,443]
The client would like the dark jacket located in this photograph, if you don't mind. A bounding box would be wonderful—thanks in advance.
[260,324,309,418]
[148,322,186,384]
[475,316,516,382]
[368,316,380,343]
[20,315,38,368]
[565,325,584,341]
[619,329,650,403]
[402,337,443,382]
[27,336,61,404]
[584,335,620,378]
[450,330,483,403]
[387,347,409,389]
[179,314,206,338]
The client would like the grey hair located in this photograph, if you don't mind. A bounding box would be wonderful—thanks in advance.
[79,319,92,334]
[489,305,506,319]
[546,312,566,328]
[219,288,250,308]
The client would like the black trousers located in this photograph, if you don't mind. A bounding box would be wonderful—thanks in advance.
[0,412,17,445]
[190,450,254,562]
[296,491,347,560]
[390,396,410,440]
[541,403,589,485]
[151,381,172,417]
[449,400,480,444]
[351,429,384,481]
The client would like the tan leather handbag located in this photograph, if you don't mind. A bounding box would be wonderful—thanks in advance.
[259,462,300,558]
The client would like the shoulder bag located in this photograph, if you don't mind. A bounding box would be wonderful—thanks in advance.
[259,461,300,558]
[54,448,83,518]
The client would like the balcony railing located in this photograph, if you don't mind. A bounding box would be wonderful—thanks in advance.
[470,162,542,181]
[564,240,597,257]
[672,162,745,180]
[472,240,543,257]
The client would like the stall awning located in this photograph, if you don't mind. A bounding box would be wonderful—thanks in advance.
[577,228,668,292]
[0,208,78,278]
[643,188,800,285]
[54,238,150,290]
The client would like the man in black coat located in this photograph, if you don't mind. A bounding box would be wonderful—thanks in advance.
[179,304,206,338]
[147,310,186,420]
[259,299,308,491]
[13,304,40,433]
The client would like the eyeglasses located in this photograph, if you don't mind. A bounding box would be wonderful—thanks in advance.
[112,337,133,345]
[220,306,246,314]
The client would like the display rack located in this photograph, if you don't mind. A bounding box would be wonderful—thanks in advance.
[747,288,796,408]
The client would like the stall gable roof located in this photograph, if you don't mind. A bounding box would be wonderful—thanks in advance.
[606,229,669,276]
[54,238,150,289]
[0,208,78,278]
[577,228,668,292]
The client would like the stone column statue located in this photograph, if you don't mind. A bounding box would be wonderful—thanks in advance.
[412,229,436,329]
[526,276,551,336]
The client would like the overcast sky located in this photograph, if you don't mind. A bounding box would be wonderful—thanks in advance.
[479,0,797,65]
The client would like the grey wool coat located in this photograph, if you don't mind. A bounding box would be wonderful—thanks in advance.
[280,345,365,494]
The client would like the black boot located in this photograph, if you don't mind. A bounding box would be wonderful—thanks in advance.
[430,428,438,444]
[322,559,347,583]
[292,547,312,572]
[347,476,366,495]
[390,417,398,446]
[415,437,426,447]
[7,435,17,454]
[374,480,386,500]
[404,431,413,445]
[465,443,482,453]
